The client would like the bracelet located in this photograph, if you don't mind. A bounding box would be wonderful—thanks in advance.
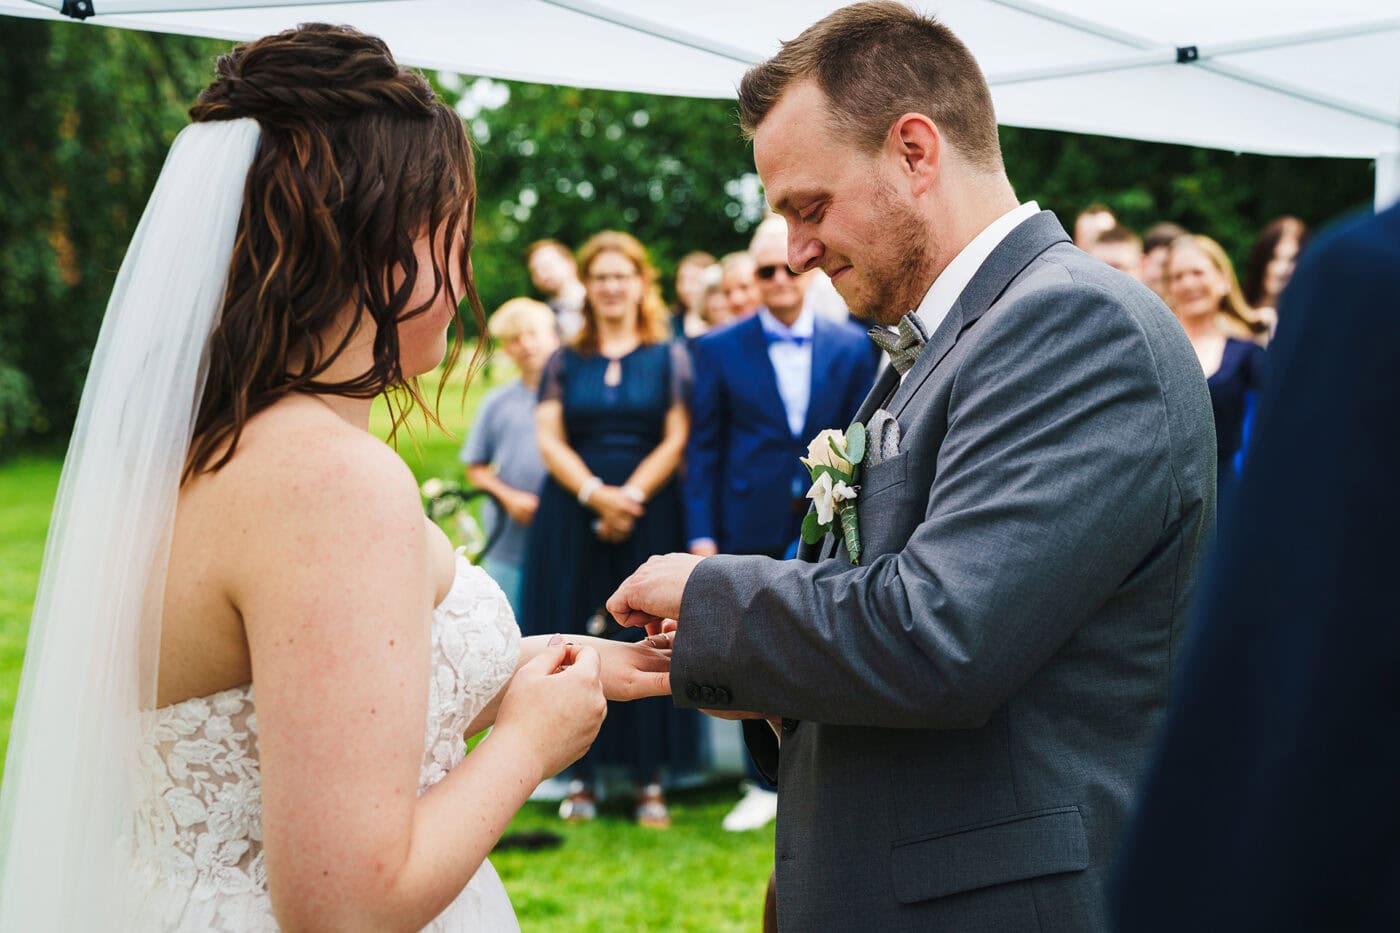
[620,484,646,504]
[577,476,604,505]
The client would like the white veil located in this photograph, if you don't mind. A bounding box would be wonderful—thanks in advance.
[0,118,261,930]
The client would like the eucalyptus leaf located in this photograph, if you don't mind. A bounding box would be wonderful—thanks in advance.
[801,511,828,545]
[810,464,854,486]
[845,422,867,467]
[840,505,862,565]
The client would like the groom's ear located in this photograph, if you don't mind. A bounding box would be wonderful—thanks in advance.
[889,113,941,195]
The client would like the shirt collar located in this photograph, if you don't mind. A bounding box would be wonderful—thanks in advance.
[758,305,815,340]
[912,201,1040,335]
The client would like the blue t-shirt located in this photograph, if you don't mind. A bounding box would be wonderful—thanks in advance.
[460,380,547,566]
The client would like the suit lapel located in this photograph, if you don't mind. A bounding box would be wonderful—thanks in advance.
[888,210,1072,418]
[852,364,899,426]
[736,316,789,432]
[815,211,1072,561]
[799,319,840,440]
[884,299,966,417]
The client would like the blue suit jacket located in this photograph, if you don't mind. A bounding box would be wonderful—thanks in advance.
[685,313,877,555]
[1109,204,1400,930]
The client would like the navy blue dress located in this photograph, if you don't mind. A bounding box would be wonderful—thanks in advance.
[521,341,701,784]
[1208,338,1267,515]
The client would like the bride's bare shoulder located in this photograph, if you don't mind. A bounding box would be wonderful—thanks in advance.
[201,395,419,521]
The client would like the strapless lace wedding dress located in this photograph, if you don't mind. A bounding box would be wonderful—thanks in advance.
[130,553,522,931]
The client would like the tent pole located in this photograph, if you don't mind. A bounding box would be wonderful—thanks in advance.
[1378,150,1400,212]
[1203,18,1400,57]
[537,0,763,65]
[1197,60,1396,129]
[986,0,1151,50]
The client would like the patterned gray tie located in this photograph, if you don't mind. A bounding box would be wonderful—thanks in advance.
[867,312,930,376]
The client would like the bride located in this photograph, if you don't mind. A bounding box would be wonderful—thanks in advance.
[0,24,673,932]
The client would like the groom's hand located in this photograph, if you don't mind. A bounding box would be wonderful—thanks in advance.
[607,553,705,633]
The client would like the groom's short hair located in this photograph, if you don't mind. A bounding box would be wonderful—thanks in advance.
[737,1,1002,170]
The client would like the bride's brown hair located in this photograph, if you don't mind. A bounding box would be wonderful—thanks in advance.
[184,23,483,479]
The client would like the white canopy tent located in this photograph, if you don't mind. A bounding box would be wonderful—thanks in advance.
[3,0,1398,207]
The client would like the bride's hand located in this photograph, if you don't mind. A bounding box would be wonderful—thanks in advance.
[494,643,606,781]
[572,634,672,701]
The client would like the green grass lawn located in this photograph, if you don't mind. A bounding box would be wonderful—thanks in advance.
[0,356,774,930]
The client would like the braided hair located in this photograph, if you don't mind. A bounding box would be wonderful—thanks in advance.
[185,24,483,479]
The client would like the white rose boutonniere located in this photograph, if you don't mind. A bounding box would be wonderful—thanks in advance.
[799,422,866,563]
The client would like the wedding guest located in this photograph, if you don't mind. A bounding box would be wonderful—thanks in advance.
[526,238,587,339]
[1242,215,1308,320]
[685,215,877,833]
[672,250,716,336]
[522,230,701,828]
[695,264,735,335]
[1111,203,1400,933]
[1073,202,1117,247]
[460,298,559,615]
[1141,221,1188,300]
[687,216,877,561]
[1166,234,1267,512]
[719,250,762,319]
[1086,224,1144,280]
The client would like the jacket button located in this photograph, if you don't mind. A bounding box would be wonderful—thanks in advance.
[781,718,798,736]
[715,686,733,704]
[685,682,701,702]
[700,685,717,704]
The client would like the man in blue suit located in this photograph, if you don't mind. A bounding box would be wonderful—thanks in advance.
[686,217,877,563]
[1109,202,1400,931]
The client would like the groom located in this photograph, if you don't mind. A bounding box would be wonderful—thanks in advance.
[608,3,1215,931]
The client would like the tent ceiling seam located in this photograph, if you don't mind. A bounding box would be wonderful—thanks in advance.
[1202,18,1400,57]
[536,0,763,66]
[1196,60,1398,129]
[985,0,1154,50]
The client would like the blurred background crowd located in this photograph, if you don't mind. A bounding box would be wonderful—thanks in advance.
[457,202,1304,834]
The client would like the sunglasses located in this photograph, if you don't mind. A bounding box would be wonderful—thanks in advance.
[756,264,797,281]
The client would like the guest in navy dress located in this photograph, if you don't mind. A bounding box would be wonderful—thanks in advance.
[522,230,698,828]
[1165,234,1267,513]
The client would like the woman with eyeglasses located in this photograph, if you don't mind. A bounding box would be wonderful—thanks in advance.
[522,230,702,828]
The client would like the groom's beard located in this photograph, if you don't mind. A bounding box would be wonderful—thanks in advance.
[847,183,939,327]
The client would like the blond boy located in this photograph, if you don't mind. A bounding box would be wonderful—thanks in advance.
[461,298,560,613]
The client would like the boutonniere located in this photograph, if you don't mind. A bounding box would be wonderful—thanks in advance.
[799,423,866,564]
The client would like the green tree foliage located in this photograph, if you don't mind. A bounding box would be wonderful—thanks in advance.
[0,23,1377,452]
[1002,127,1374,261]
[0,21,225,451]
[445,75,1373,316]
[444,77,764,317]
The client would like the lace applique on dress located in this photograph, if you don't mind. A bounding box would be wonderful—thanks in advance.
[132,554,521,931]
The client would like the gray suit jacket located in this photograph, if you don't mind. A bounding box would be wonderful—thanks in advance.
[672,212,1215,932]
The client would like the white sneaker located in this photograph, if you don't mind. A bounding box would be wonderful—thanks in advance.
[721,781,778,832]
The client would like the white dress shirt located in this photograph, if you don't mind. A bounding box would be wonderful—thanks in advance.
[757,306,815,437]
[904,201,1040,381]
